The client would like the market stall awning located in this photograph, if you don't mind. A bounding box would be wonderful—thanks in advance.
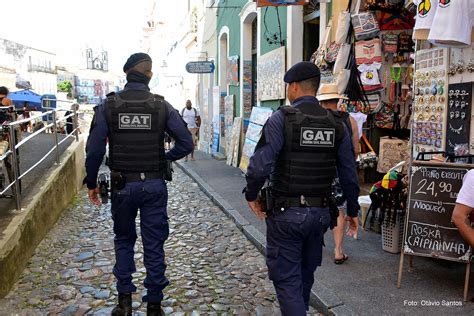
[9,89,42,108]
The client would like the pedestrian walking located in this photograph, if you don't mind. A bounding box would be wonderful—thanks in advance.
[244,62,360,315]
[84,53,193,316]
[180,100,200,161]
[318,83,360,264]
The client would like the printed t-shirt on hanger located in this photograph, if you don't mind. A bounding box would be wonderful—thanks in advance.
[358,62,382,86]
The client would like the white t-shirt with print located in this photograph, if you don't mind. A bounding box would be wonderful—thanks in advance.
[414,0,438,37]
[358,62,382,86]
[456,169,474,208]
[181,107,200,128]
[428,0,473,47]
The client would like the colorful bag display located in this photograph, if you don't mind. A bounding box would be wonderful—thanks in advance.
[325,42,341,63]
[382,33,399,53]
[364,0,404,11]
[352,0,380,40]
[378,11,415,30]
[355,38,383,65]
[367,93,382,112]
[374,102,395,129]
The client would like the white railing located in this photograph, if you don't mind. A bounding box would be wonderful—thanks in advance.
[0,99,80,211]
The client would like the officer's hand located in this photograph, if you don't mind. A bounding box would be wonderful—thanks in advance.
[248,200,267,220]
[88,188,101,206]
[345,216,359,239]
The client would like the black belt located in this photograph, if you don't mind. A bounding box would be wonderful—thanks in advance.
[120,171,164,182]
[274,196,328,208]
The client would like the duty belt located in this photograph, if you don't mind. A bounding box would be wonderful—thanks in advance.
[274,196,328,208]
[120,171,164,182]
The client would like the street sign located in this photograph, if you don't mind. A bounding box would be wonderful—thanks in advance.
[185,61,215,74]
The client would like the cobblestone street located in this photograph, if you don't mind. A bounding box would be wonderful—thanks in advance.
[0,168,319,315]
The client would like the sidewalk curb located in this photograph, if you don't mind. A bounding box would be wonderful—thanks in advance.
[175,160,353,315]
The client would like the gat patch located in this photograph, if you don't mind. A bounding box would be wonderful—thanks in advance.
[118,113,151,130]
[300,127,335,147]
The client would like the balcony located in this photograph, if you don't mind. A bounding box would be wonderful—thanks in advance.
[28,64,57,74]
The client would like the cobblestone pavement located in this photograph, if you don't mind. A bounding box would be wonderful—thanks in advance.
[0,168,320,315]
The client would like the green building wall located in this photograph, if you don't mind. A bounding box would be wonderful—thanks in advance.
[216,1,288,114]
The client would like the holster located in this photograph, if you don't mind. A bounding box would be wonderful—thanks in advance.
[110,170,126,191]
[164,160,173,181]
[328,195,339,230]
[259,187,274,213]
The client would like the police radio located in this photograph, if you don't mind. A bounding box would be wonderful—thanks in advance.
[98,172,110,204]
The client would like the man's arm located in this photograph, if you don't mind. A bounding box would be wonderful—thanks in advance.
[244,111,284,202]
[336,125,360,218]
[349,116,359,158]
[164,103,193,161]
[452,203,474,248]
[85,104,108,190]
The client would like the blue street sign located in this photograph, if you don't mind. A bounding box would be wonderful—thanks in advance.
[185,61,215,74]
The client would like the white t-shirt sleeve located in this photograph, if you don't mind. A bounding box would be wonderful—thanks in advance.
[456,170,474,208]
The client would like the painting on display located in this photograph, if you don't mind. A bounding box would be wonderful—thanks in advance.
[257,0,308,7]
[226,118,243,167]
[239,106,274,172]
[243,60,253,119]
[224,95,235,128]
[227,55,239,86]
[257,46,286,101]
[211,115,220,153]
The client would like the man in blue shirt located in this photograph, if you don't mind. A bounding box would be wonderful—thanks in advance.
[244,62,360,315]
[85,53,193,315]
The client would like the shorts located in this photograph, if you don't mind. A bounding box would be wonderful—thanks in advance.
[188,128,199,145]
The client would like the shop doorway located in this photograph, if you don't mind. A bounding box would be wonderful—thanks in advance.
[303,20,320,62]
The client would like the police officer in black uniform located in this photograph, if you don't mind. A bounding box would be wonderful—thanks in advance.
[244,62,360,315]
[85,53,193,315]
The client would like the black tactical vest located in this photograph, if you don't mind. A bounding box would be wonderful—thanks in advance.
[270,102,344,198]
[105,90,167,173]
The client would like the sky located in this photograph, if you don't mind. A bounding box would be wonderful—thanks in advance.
[0,0,158,73]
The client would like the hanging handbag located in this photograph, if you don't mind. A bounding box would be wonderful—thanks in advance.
[333,43,352,74]
[335,69,351,95]
[311,22,332,70]
[378,11,415,30]
[365,0,404,11]
[336,0,352,44]
[326,42,341,63]
[374,102,395,129]
[355,38,383,65]
[382,33,399,53]
[352,0,380,40]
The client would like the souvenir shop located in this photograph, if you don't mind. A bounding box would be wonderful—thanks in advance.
[313,0,474,255]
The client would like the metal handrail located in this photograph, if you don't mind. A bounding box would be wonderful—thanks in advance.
[0,99,80,210]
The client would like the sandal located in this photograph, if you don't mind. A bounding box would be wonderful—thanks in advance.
[334,254,349,265]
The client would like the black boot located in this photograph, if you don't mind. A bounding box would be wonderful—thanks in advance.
[111,293,132,316]
[147,302,164,316]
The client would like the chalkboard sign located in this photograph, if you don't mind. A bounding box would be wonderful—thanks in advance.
[404,162,472,262]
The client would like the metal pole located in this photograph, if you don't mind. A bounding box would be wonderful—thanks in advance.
[73,107,79,142]
[52,111,60,164]
[463,262,471,302]
[9,125,21,211]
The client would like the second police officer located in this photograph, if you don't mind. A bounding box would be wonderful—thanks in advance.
[244,62,360,315]
[84,53,193,315]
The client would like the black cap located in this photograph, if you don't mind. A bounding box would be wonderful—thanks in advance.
[123,53,152,73]
[283,61,321,83]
